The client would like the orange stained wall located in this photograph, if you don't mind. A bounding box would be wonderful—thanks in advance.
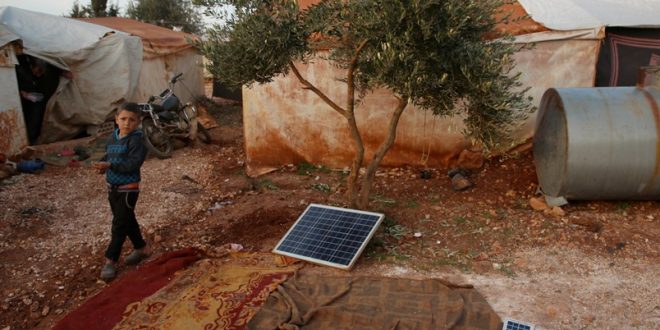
[243,56,471,176]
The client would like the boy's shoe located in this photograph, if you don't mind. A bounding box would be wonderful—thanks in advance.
[100,263,116,281]
[125,250,149,265]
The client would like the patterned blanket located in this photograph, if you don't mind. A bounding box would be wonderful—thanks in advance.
[113,252,299,330]
[53,248,202,330]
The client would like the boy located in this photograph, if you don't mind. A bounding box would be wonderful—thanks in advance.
[92,103,149,280]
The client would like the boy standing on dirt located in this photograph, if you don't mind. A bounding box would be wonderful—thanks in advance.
[92,103,150,281]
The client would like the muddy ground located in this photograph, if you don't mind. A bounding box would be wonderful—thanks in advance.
[1,103,659,330]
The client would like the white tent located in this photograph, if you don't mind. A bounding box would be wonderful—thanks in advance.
[0,7,205,157]
[0,6,143,155]
[79,17,205,121]
[241,0,660,175]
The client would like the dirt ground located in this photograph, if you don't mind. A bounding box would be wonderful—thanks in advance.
[1,102,659,330]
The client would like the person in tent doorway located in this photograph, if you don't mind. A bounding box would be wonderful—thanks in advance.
[92,103,150,281]
[16,55,47,144]
[15,53,74,145]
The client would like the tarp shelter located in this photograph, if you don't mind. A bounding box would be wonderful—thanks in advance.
[79,17,205,115]
[0,6,143,155]
[242,0,660,176]
[0,8,205,157]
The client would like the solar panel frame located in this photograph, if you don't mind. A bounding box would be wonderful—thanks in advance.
[272,203,384,270]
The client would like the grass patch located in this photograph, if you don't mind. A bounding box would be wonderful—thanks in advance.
[453,216,468,225]
[615,201,631,212]
[406,200,420,209]
[297,162,317,175]
[311,183,331,193]
[371,194,397,207]
[257,179,279,190]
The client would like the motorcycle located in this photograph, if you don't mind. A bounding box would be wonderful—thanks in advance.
[139,73,211,158]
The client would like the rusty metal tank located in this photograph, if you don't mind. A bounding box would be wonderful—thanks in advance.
[533,86,660,200]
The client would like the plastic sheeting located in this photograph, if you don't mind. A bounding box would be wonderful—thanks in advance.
[0,6,142,154]
[518,0,660,31]
[82,18,205,117]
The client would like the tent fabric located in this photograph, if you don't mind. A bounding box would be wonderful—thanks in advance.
[39,34,143,142]
[596,27,660,87]
[79,17,197,59]
[78,17,205,122]
[518,0,660,31]
[0,6,142,151]
[0,8,204,155]
[0,44,27,154]
[0,6,122,69]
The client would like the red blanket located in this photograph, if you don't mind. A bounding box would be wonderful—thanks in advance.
[53,248,202,330]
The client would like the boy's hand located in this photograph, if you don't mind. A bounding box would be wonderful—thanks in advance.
[91,161,111,174]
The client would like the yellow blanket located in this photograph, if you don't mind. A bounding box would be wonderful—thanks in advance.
[114,253,299,330]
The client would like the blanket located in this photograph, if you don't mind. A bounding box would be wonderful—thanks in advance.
[53,248,202,330]
[113,252,300,329]
[247,273,502,330]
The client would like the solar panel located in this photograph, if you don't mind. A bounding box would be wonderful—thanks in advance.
[502,318,535,330]
[273,204,384,270]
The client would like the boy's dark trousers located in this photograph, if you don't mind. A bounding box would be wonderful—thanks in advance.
[105,190,146,262]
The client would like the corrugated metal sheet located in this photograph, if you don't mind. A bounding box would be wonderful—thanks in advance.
[534,87,660,200]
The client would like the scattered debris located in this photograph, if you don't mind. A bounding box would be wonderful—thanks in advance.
[570,218,603,233]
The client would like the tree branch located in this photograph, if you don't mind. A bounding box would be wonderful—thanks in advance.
[346,39,369,114]
[288,61,347,117]
[357,96,408,209]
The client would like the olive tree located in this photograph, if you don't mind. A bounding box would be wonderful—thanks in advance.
[195,0,532,209]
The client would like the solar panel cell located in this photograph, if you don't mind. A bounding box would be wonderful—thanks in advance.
[273,204,384,269]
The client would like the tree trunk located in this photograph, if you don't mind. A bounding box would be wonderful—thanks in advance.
[356,98,408,209]
[346,112,364,208]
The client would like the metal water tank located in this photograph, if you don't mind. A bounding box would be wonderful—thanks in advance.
[533,87,660,200]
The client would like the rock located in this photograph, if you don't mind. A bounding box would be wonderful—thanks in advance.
[474,252,489,261]
[41,306,50,316]
[22,297,32,306]
[548,206,565,217]
[570,218,603,233]
[490,241,502,254]
[451,174,473,191]
[55,308,63,315]
[154,234,162,243]
[529,196,549,211]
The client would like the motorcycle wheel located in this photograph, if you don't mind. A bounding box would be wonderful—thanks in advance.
[142,120,173,159]
[197,122,211,144]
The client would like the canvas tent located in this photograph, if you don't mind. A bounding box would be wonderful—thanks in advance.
[0,8,204,157]
[79,17,205,115]
[0,6,143,155]
[241,0,660,176]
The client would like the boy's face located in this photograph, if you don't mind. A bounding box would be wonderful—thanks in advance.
[115,110,140,136]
